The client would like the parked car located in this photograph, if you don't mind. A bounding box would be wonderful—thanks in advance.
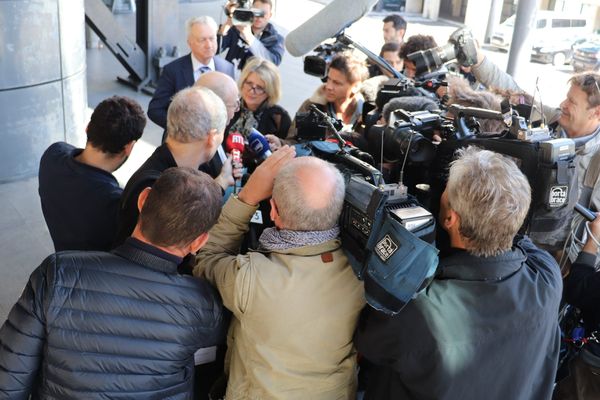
[491,11,590,52]
[530,37,587,66]
[572,36,600,72]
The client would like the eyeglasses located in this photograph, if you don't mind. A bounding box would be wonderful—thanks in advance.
[583,74,600,99]
[243,81,266,95]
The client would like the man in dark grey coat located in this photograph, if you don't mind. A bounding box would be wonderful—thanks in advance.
[356,146,563,400]
[0,167,225,399]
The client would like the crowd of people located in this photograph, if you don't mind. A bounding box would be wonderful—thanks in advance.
[2,3,600,399]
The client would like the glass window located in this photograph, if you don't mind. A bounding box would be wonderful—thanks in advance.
[536,19,547,28]
[551,19,570,28]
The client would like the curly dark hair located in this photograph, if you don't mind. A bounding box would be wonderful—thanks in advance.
[399,35,438,60]
[87,96,146,154]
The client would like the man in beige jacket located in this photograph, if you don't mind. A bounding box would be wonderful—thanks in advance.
[194,147,365,399]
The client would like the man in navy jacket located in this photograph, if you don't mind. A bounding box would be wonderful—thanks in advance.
[0,167,226,399]
[148,15,234,131]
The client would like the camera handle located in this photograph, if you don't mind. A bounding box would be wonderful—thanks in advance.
[337,34,405,80]
[309,105,347,149]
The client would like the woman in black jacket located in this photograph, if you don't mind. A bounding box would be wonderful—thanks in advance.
[227,57,291,140]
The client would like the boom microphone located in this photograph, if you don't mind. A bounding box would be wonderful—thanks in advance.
[248,129,272,161]
[284,0,378,57]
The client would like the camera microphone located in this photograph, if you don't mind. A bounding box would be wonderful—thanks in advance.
[248,128,272,161]
[285,0,378,57]
[226,132,245,193]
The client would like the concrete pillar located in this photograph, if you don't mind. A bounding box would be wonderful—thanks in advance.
[464,0,494,44]
[484,0,504,43]
[0,0,87,182]
[506,0,540,80]
[422,0,440,21]
[406,0,424,14]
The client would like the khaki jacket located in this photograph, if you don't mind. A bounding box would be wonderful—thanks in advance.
[194,197,365,400]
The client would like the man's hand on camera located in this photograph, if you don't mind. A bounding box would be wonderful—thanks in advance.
[238,146,295,206]
[265,134,282,152]
[236,24,255,45]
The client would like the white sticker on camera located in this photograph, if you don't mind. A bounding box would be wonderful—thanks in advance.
[250,210,263,224]
[549,186,568,208]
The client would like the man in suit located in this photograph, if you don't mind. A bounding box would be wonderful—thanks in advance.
[148,15,235,132]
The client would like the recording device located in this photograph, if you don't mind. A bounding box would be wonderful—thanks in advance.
[285,0,378,57]
[285,7,578,313]
[296,139,439,315]
[407,28,478,78]
[295,106,344,142]
[304,41,350,79]
[226,132,245,193]
[224,0,265,26]
[248,128,272,161]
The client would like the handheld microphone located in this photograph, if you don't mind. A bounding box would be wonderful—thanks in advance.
[284,0,378,57]
[226,132,245,165]
[225,132,245,193]
[248,128,272,161]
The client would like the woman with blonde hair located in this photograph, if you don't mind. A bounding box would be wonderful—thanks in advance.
[227,57,291,140]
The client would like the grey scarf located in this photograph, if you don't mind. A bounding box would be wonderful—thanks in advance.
[258,226,340,251]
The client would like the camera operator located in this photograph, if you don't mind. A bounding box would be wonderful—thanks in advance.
[193,150,365,399]
[218,0,284,72]
[399,34,438,79]
[472,50,600,262]
[355,146,562,400]
[554,213,600,399]
[268,52,369,150]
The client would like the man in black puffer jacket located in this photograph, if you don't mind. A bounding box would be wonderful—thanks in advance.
[0,167,226,399]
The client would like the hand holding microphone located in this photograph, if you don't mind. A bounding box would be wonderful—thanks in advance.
[226,132,246,193]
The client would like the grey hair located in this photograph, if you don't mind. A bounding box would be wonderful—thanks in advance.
[446,146,531,257]
[272,157,346,231]
[167,87,227,143]
[186,16,218,37]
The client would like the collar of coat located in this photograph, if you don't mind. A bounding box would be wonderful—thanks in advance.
[308,85,363,123]
[113,238,181,274]
[435,246,526,282]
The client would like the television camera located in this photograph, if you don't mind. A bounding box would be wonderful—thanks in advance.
[224,0,265,26]
[287,27,578,316]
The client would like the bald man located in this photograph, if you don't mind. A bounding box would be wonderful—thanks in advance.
[195,71,239,123]
[194,151,365,399]
[193,71,241,178]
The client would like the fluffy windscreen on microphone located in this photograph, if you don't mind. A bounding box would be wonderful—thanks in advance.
[381,97,440,123]
[284,0,378,57]
[248,129,272,160]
